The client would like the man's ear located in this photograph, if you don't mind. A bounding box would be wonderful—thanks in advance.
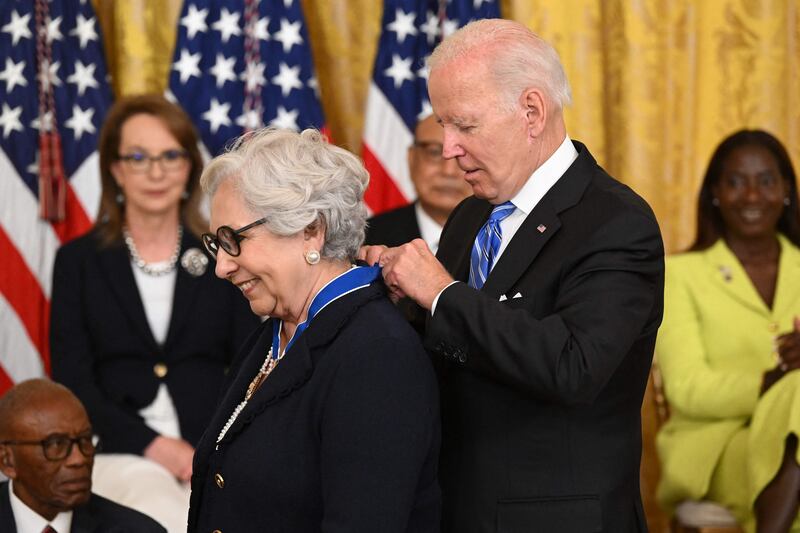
[0,445,17,479]
[521,87,547,139]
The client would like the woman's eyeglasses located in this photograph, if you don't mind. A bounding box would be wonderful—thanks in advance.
[117,149,189,174]
[1,433,100,461]
[202,218,267,258]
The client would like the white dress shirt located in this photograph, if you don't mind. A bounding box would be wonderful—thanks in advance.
[414,202,444,255]
[8,480,73,533]
[432,135,578,312]
[131,264,182,439]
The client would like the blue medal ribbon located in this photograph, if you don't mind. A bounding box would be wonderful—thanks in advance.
[272,265,381,358]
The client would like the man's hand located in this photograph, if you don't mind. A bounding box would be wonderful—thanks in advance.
[363,239,454,310]
[144,435,194,482]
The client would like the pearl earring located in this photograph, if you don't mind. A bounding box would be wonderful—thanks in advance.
[305,250,321,265]
[785,197,791,206]
[712,198,720,207]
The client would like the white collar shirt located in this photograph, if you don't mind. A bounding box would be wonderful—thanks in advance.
[8,480,73,533]
[414,202,444,255]
[494,134,578,265]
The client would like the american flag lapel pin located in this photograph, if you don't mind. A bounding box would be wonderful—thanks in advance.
[537,224,547,233]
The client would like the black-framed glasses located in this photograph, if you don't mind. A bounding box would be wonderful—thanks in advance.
[202,218,268,258]
[117,149,189,174]
[413,141,444,163]
[1,434,100,461]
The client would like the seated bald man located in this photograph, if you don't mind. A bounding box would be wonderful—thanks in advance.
[0,379,166,533]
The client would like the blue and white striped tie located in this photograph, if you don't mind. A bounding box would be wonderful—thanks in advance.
[469,201,515,289]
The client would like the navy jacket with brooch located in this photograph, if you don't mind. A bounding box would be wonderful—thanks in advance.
[188,280,441,533]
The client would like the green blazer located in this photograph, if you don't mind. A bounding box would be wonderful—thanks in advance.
[655,234,800,512]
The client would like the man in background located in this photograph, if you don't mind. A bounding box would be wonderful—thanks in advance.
[0,379,166,533]
[365,114,471,252]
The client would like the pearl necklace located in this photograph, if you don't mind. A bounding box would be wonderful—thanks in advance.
[123,225,183,276]
[216,345,282,446]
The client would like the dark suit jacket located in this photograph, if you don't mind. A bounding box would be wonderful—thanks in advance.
[188,281,441,533]
[50,228,260,454]
[0,481,166,532]
[428,141,664,533]
[365,202,422,247]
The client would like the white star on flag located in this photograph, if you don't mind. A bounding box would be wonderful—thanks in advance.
[270,106,299,131]
[64,104,96,140]
[69,13,98,49]
[210,53,237,88]
[236,108,263,130]
[247,16,270,41]
[420,11,439,45]
[67,60,99,96]
[387,9,418,44]
[39,59,61,91]
[0,103,23,138]
[240,61,266,92]
[202,98,232,133]
[0,57,27,93]
[274,18,303,53]
[46,16,64,43]
[272,63,302,97]
[30,110,54,132]
[173,49,202,84]
[181,4,209,39]
[384,54,414,89]
[2,10,32,45]
[212,8,242,44]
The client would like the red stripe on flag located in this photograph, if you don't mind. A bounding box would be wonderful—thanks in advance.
[0,365,13,396]
[51,182,93,244]
[0,226,51,375]
[362,143,409,215]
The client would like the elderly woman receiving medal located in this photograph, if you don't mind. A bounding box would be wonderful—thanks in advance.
[188,127,441,532]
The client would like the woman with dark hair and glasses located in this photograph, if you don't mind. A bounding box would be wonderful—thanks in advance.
[49,94,258,532]
[188,128,440,532]
[656,130,800,532]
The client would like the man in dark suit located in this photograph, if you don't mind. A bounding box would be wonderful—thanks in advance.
[0,379,165,532]
[365,114,471,253]
[362,19,664,533]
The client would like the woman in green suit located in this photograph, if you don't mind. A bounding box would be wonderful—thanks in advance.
[657,130,800,533]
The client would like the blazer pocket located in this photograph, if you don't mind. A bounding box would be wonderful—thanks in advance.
[497,495,602,533]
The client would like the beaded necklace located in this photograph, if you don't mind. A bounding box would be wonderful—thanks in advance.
[123,225,183,276]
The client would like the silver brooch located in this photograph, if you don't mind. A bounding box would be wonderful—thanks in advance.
[181,248,209,277]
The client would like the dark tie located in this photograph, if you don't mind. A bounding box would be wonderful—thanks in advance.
[42,526,57,533]
[469,201,515,289]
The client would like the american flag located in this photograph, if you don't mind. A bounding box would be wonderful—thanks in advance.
[362,0,500,214]
[168,0,325,157]
[0,0,112,394]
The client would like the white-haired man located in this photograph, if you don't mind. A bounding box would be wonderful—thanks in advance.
[362,19,664,533]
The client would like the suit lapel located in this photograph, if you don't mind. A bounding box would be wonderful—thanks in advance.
[481,141,593,297]
[97,242,159,352]
[438,200,492,283]
[704,240,770,316]
[773,234,800,319]
[70,504,100,533]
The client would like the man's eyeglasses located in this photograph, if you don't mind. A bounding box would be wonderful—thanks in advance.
[413,141,444,163]
[1,434,100,461]
[117,149,189,174]
[202,218,268,258]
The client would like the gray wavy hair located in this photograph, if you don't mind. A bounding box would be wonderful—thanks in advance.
[428,19,572,113]
[201,128,369,262]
